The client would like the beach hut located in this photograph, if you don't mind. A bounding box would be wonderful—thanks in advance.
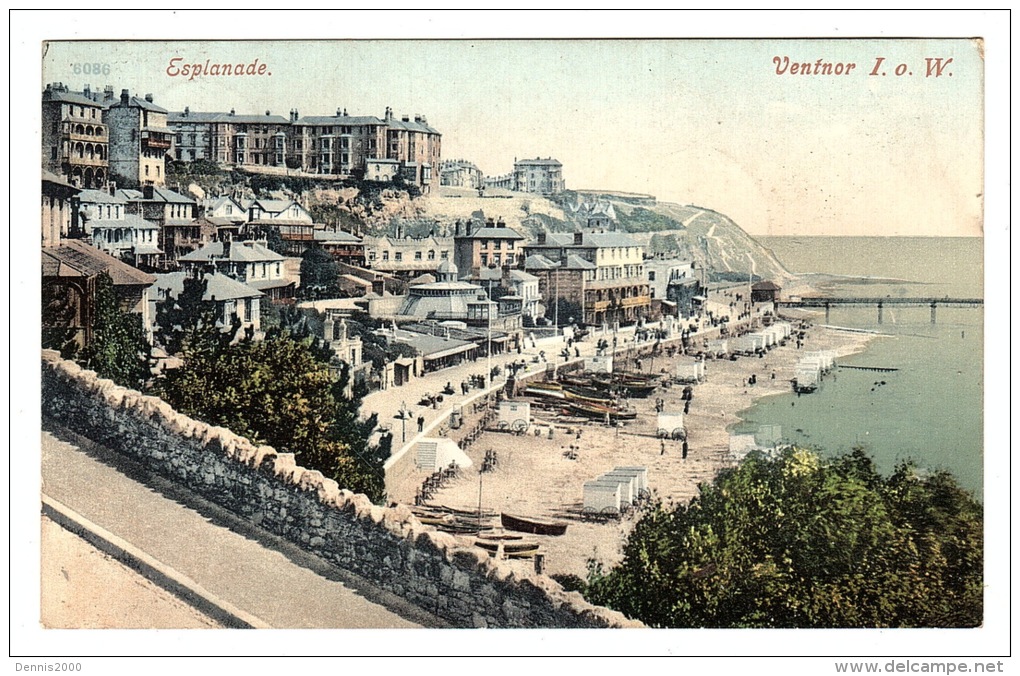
[656,412,686,439]
[415,438,473,471]
[585,355,614,374]
[707,338,729,357]
[675,360,705,383]
[583,481,622,514]
[597,473,636,505]
[613,466,649,494]
[729,434,758,460]
[498,400,531,432]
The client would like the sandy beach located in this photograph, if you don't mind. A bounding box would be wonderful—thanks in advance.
[390,311,875,580]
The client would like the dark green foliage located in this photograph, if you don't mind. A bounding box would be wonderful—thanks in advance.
[299,247,342,300]
[585,447,983,628]
[153,276,239,357]
[549,298,583,327]
[613,206,679,233]
[79,273,152,388]
[157,327,387,503]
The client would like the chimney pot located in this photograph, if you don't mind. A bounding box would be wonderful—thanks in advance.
[184,106,190,116]
[574,232,583,245]
[145,93,153,103]
[120,89,130,104]
[265,110,270,116]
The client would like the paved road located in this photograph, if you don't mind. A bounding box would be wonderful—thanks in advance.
[41,424,444,629]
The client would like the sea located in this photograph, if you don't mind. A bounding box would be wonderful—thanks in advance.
[732,236,984,499]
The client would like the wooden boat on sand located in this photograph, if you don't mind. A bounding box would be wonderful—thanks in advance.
[501,512,569,536]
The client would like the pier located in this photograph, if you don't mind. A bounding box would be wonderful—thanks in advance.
[778,297,983,324]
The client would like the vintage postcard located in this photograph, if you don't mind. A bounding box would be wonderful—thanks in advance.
[14,9,1009,668]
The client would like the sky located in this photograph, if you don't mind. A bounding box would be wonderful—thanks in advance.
[37,27,986,237]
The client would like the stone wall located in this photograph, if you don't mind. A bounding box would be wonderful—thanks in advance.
[40,351,641,629]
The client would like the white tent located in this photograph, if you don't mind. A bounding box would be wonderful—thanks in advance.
[415,438,473,471]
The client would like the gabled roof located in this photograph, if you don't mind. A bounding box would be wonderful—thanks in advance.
[89,214,160,230]
[153,272,262,302]
[41,87,104,108]
[252,199,306,214]
[117,187,196,205]
[179,240,284,264]
[752,281,782,291]
[460,226,525,240]
[41,240,155,286]
[314,229,362,244]
[110,95,167,113]
[514,157,562,167]
[78,189,128,205]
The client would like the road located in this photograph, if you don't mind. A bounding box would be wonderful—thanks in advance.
[40,423,443,629]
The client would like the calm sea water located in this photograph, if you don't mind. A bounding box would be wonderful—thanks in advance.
[735,237,984,498]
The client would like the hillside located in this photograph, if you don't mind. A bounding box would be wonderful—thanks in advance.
[423,187,793,284]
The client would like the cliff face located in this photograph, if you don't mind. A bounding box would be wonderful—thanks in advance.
[418,187,792,283]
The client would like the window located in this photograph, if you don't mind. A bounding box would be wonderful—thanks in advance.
[427,250,435,260]
[382,251,389,261]
[493,240,501,250]
[480,254,488,266]
[414,251,422,261]
[395,252,403,262]
[244,299,252,322]
[648,271,656,281]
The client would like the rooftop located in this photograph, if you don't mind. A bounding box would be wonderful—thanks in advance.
[41,240,156,287]
[179,240,285,264]
[154,272,262,302]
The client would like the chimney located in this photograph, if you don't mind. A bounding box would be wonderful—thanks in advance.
[414,115,421,123]
[384,106,393,122]
[537,231,546,244]
[401,114,410,122]
[496,218,505,229]
[230,108,235,116]
[337,108,342,117]
[372,275,385,296]
[574,232,583,245]
[120,89,130,105]
[108,180,117,197]
[142,183,154,200]
[145,93,154,103]
[83,84,90,98]
[223,239,232,259]
[455,220,462,236]
[486,217,495,228]
[184,106,190,116]
[104,85,114,102]
[466,221,473,237]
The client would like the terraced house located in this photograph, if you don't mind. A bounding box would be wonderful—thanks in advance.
[166,105,441,192]
[524,231,650,326]
[41,83,110,189]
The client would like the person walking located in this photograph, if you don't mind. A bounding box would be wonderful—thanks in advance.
[417,415,425,433]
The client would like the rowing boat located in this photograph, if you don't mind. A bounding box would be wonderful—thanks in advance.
[501,512,569,536]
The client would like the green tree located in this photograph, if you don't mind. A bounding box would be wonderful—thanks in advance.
[153,276,239,357]
[157,331,387,502]
[79,272,152,388]
[299,247,342,300]
[585,447,983,628]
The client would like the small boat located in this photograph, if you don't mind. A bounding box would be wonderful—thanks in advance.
[474,539,540,555]
[566,401,638,422]
[525,382,567,399]
[501,512,569,536]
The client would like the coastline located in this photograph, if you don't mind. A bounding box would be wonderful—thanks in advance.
[399,310,878,580]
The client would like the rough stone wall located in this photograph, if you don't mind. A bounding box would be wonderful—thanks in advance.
[40,351,641,629]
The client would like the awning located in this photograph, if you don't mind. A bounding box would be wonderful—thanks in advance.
[424,343,476,361]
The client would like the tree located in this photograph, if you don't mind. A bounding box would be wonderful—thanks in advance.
[299,247,342,300]
[584,447,983,628]
[157,331,387,503]
[153,276,239,357]
[79,272,152,388]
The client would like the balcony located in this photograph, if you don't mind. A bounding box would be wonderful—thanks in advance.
[141,131,172,150]
[62,152,107,167]
[65,130,107,143]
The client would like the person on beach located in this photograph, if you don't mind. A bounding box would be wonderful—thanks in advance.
[682,440,689,459]
[417,415,425,433]
[660,440,666,455]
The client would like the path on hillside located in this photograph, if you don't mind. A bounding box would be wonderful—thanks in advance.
[41,424,441,629]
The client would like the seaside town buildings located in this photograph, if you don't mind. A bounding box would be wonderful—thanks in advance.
[524,231,650,326]
[440,160,483,189]
[166,106,441,192]
[41,84,110,190]
[514,158,565,195]
[452,217,526,279]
